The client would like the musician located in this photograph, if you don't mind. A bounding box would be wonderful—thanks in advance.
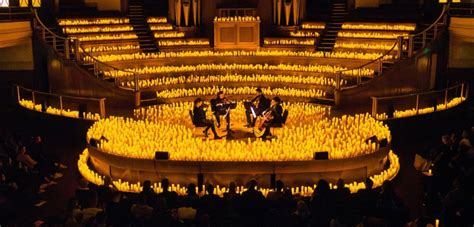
[193,98,221,139]
[211,91,232,131]
[245,88,271,127]
[262,96,283,139]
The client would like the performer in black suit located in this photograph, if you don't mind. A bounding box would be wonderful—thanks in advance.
[261,96,283,139]
[193,98,221,139]
[245,88,270,127]
[211,91,232,131]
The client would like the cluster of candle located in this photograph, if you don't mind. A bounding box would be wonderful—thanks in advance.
[78,148,399,195]
[83,50,392,63]
[18,99,101,120]
[120,73,347,89]
[149,24,174,31]
[153,31,185,38]
[80,44,141,53]
[334,40,398,50]
[147,17,168,23]
[157,39,210,46]
[338,31,409,39]
[155,86,326,99]
[290,31,320,37]
[87,111,390,161]
[301,22,326,30]
[214,16,260,22]
[375,96,466,120]
[62,25,134,34]
[58,18,130,26]
[341,22,416,31]
[264,38,315,46]
[103,63,374,78]
[436,97,466,111]
[72,33,138,42]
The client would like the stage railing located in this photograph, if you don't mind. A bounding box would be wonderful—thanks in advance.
[32,9,72,59]
[336,4,450,91]
[0,5,32,21]
[16,85,106,120]
[370,83,468,120]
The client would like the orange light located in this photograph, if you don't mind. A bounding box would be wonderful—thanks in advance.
[19,0,28,7]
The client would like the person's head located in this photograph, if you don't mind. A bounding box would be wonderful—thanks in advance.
[256,88,263,95]
[364,178,374,189]
[462,129,470,139]
[229,181,236,193]
[86,191,99,208]
[275,180,284,192]
[161,178,170,191]
[35,136,42,144]
[78,177,89,189]
[336,178,345,189]
[441,135,451,145]
[18,146,26,155]
[315,179,330,195]
[271,96,281,107]
[67,198,79,211]
[206,184,214,195]
[296,200,308,212]
[381,180,394,196]
[217,91,225,99]
[138,194,148,205]
[247,179,257,190]
[187,183,196,195]
[194,98,203,107]
[143,180,151,192]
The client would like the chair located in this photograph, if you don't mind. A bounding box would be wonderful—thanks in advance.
[189,110,206,131]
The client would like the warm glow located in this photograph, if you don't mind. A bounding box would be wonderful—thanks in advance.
[153,31,185,38]
[301,22,326,30]
[86,109,391,161]
[157,39,210,47]
[338,31,409,39]
[80,44,141,53]
[58,18,130,26]
[341,22,416,31]
[102,63,375,78]
[78,148,399,195]
[214,16,260,22]
[147,17,168,23]
[155,86,327,99]
[62,25,134,34]
[149,24,174,31]
[18,99,101,120]
[71,33,138,42]
[264,38,315,46]
[334,39,399,51]
[119,73,347,89]
[290,31,320,37]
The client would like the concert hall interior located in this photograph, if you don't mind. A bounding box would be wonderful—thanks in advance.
[0,0,473,226]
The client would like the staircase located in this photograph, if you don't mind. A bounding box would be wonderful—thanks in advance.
[316,2,348,52]
[127,4,158,53]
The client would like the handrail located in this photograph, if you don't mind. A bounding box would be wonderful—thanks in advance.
[372,83,465,101]
[33,9,67,40]
[16,85,107,118]
[413,4,448,37]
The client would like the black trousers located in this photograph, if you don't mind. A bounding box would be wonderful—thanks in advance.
[198,120,218,137]
[214,111,230,128]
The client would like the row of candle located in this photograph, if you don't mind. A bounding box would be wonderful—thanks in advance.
[71,33,138,42]
[334,40,399,50]
[83,49,392,62]
[62,25,134,34]
[103,63,375,78]
[264,38,315,46]
[301,22,326,30]
[147,17,168,23]
[155,86,327,99]
[134,102,331,130]
[214,16,260,22]
[58,18,130,26]
[290,30,320,37]
[87,113,390,161]
[18,99,101,120]
[80,44,141,53]
[374,97,466,120]
[338,31,410,39]
[119,73,347,89]
[341,22,416,31]
[157,39,210,46]
[78,148,399,195]
[154,31,186,38]
[149,24,174,31]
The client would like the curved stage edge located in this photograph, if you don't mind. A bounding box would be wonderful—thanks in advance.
[87,144,391,188]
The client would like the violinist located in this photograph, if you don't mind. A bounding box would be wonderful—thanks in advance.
[193,98,221,139]
[211,91,233,132]
[261,96,283,139]
[245,88,270,127]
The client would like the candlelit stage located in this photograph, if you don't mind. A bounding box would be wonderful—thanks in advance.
[81,102,400,193]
